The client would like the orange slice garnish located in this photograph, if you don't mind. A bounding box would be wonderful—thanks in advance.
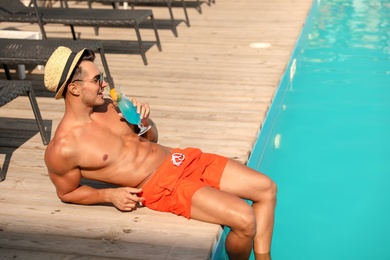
[110,88,121,101]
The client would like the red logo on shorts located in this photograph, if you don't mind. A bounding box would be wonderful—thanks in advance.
[171,153,185,166]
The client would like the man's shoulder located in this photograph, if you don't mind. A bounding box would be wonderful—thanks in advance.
[46,132,76,159]
[44,125,85,175]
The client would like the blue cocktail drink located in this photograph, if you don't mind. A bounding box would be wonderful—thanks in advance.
[110,87,151,136]
[117,96,141,125]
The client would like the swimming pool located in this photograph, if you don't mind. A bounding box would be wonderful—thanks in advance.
[213,0,390,259]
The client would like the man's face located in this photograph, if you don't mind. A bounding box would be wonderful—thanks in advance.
[74,61,107,107]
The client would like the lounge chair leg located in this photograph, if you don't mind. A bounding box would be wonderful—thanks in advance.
[150,15,162,52]
[0,166,4,182]
[182,0,190,26]
[26,87,49,145]
[197,0,202,13]
[70,25,77,40]
[0,153,11,182]
[98,48,115,89]
[167,3,178,37]
[31,0,48,39]
[133,24,148,65]
[94,27,100,36]
[2,64,12,80]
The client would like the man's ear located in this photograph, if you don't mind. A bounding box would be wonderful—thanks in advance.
[68,83,81,97]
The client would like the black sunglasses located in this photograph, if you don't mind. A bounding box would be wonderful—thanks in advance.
[72,72,104,88]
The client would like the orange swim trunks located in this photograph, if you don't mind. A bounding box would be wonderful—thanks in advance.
[141,147,228,219]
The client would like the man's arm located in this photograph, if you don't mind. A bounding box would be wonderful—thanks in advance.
[48,168,144,211]
[96,98,159,142]
[45,144,144,212]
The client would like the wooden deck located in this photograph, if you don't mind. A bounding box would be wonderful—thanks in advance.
[0,0,312,259]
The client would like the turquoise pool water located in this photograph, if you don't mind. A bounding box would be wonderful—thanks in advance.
[213,0,390,259]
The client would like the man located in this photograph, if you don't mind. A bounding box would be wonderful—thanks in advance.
[44,46,277,260]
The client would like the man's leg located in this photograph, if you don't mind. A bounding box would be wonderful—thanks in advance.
[220,159,277,257]
[191,159,276,259]
[191,186,256,260]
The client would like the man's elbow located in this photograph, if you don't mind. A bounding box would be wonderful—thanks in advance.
[57,192,74,204]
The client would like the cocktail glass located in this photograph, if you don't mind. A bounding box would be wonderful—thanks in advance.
[110,86,151,136]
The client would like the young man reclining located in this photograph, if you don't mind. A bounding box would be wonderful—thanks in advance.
[43,46,277,260]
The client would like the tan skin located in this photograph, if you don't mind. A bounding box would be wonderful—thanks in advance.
[45,60,277,260]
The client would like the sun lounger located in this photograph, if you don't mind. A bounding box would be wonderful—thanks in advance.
[0,0,162,65]
[0,38,115,89]
[88,0,190,37]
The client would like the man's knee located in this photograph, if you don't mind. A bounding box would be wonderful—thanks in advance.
[269,179,277,199]
[231,205,257,239]
[262,178,277,202]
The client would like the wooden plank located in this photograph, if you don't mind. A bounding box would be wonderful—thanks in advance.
[0,232,216,259]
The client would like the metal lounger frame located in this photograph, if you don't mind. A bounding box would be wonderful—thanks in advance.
[0,0,162,65]
[88,0,190,37]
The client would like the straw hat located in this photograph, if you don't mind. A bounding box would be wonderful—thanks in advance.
[44,46,86,99]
